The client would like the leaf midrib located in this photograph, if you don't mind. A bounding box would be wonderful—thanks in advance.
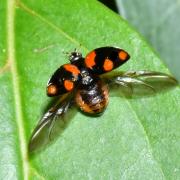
[7,0,29,179]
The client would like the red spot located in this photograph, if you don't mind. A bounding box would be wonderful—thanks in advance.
[64,80,74,91]
[85,51,96,69]
[47,84,57,96]
[118,50,128,61]
[103,59,113,71]
[63,64,80,75]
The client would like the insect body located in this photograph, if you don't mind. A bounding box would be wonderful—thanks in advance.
[47,47,130,114]
[29,46,177,152]
[75,73,109,114]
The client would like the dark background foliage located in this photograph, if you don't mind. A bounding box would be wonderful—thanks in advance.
[100,0,180,81]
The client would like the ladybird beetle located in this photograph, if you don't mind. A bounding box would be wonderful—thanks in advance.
[29,46,177,152]
[46,47,130,114]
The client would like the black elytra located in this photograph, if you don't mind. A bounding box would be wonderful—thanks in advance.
[47,46,130,101]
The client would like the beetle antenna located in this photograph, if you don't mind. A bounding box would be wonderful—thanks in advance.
[62,50,70,55]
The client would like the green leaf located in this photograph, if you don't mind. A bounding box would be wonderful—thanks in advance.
[0,0,179,179]
[117,0,180,81]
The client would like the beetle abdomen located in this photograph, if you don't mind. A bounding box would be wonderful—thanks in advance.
[75,82,109,114]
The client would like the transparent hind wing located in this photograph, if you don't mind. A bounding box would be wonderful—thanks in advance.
[124,70,177,94]
[102,70,178,98]
[29,93,76,153]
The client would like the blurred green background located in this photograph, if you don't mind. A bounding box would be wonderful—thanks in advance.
[100,0,180,81]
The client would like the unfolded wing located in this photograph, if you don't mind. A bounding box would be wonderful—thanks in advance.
[102,70,178,98]
[29,93,76,153]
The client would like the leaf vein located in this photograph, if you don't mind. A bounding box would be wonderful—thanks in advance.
[7,0,29,179]
[17,1,88,52]
[124,98,166,179]
[0,60,11,76]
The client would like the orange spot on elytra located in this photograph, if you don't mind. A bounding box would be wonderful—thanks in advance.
[103,59,113,71]
[85,51,96,68]
[63,64,80,75]
[64,80,74,91]
[118,51,128,61]
[47,84,57,96]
